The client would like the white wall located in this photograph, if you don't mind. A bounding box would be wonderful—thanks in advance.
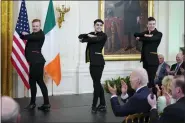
[154,1,184,61]
[13,1,184,98]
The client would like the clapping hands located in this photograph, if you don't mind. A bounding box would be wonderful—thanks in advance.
[163,92,171,106]
[155,84,161,97]
[107,80,128,95]
[121,80,128,94]
[180,68,185,73]
[166,66,170,73]
[147,94,157,108]
[166,66,176,75]
[107,83,117,95]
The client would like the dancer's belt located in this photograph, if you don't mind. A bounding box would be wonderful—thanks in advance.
[32,51,40,53]
[150,52,158,54]
[95,52,102,55]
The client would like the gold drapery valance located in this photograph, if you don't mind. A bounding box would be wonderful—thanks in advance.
[1,1,14,97]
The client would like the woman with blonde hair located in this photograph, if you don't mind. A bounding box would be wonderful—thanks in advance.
[156,75,176,113]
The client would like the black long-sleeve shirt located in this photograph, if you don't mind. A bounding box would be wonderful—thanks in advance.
[20,29,45,63]
[78,31,107,65]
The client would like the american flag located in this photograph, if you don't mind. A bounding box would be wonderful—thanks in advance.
[11,0,30,89]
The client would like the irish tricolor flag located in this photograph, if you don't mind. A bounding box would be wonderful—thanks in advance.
[42,0,61,85]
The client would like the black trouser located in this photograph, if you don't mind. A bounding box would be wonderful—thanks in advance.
[143,62,158,94]
[29,62,49,105]
[90,65,105,107]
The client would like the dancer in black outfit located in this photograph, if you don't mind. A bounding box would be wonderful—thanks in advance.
[20,19,50,111]
[78,19,107,113]
[134,17,163,94]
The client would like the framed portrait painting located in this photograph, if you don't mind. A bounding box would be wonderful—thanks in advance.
[99,0,154,61]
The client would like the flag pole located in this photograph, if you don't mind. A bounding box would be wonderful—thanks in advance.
[52,80,53,96]
[24,86,26,97]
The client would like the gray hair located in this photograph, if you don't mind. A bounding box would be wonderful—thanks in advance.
[132,67,149,86]
[1,96,20,123]
[158,54,164,58]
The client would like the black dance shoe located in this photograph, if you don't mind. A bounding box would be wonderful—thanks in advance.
[91,106,97,113]
[97,105,106,112]
[38,104,51,111]
[24,104,36,110]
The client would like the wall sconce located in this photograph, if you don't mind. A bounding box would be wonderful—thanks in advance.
[56,4,70,28]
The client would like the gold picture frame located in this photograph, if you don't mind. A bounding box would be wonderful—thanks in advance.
[99,0,154,61]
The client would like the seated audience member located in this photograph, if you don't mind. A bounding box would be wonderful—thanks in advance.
[1,96,20,123]
[167,52,185,75]
[154,54,170,86]
[148,75,185,123]
[156,75,176,113]
[108,67,151,117]
[181,52,185,74]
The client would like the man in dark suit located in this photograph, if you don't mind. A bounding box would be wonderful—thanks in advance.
[78,19,107,113]
[108,67,151,117]
[148,75,185,123]
[182,49,185,74]
[154,54,169,86]
[20,19,50,111]
[167,52,185,75]
[113,0,141,51]
[134,17,163,94]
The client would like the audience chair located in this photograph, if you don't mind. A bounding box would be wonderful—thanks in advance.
[123,113,150,123]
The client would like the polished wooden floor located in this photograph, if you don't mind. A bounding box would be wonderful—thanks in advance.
[14,93,124,123]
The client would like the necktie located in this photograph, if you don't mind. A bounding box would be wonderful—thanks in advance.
[156,64,161,76]
[175,63,180,75]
